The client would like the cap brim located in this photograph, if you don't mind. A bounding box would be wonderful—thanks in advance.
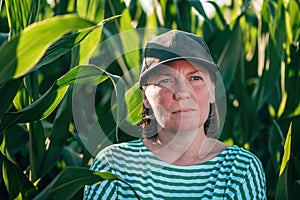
[140,57,219,86]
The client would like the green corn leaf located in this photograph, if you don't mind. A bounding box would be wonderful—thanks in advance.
[32,167,137,200]
[279,123,292,176]
[77,0,106,23]
[216,20,243,90]
[275,122,292,200]
[38,89,72,178]
[207,1,227,28]
[125,82,143,125]
[291,180,300,200]
[34,28,96,69]
[0,77,23,120]
[175,1,191,32]
[187,0,211,24]
[28,121,46,182]
[1,152,37,200]
[0,65,118,135]
[13,79,31,111]
[0,14,96,85]
[252,37,282,112]
[5,0,40,36]
[78,25,102,64]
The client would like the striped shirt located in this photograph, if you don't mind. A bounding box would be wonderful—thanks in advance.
[84,139,266,199]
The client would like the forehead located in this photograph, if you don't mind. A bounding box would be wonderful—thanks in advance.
[148,60,209,76]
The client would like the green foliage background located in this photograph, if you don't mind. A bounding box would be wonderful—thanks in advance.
[0,0,299,199]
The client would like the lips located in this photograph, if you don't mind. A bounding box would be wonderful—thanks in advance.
[172,108,196,114]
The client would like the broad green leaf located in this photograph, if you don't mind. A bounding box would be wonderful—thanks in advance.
[278,92,287,117]
[0,66,99,133]
[33,167,134,200]
[0,14,96,85]
[120,7,133,31]
[175,1,191,32]
[216,21,243,90]
[187,0,212,28]
[34,28,96,69]
[38,89,72,178]
[5,0,39,36]
[291,180,300,200]
[13,79,31,111]
[1,152,37,200]
[77,0,107,64]
[0,77,23,120]
[279,123,292,176]
[275,123,292,200]
[0,65,120,135]
[29,121,46,182]
[0,84,68,134]
[275,162,289,200]
[120,32,142,74]
[281,38,300,118]
[252,37,282,112]
[77,0,106,23]
[115,77,126,141]
[207,1,227,28]
[78,25,102,64]
[125,82,142,124]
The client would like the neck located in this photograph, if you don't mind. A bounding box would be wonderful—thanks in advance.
[156,128,206,155]
[143,127,228,166]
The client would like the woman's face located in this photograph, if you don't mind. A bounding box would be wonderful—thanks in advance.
[143,60,215,133]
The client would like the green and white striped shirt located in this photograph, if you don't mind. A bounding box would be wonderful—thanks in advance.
[84,139,266,199]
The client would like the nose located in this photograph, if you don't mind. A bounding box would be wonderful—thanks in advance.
[172,80,191,100]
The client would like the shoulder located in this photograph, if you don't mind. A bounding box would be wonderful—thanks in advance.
[217,145,265,180]
[94,139,145,162]
[223,145,266,183]
[90,139,144,171]
[225,145,263,165]
[224,146,266,199]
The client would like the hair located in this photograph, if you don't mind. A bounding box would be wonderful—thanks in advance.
[140,69,220,139]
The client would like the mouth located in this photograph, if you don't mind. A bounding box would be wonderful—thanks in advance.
[172,108,196,114]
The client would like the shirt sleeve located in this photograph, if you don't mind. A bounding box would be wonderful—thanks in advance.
[233,152,267,200]
[83,148,118,200]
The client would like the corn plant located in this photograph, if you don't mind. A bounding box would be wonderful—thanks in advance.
[0,0,299,199]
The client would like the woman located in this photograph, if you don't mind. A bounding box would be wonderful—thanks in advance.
[84,30,266,199]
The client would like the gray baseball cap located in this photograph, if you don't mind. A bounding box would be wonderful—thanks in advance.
[139,30,219,86]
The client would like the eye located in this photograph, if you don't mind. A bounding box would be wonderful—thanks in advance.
[157,77,174,86]
[189,76,203,81]
[159,79,170,84]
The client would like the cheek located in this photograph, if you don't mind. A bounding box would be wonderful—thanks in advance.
[145,87,170,106]
[195,88,212,107]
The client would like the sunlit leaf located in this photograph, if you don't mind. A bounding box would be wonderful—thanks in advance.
[125,82,142,124]
[275,123,292,200]
[0,65,109,134]
[77,0,106,23]
[279,123,292,176]
[34,28,96,69]
[0,14,96,85]
[5,0,39,36]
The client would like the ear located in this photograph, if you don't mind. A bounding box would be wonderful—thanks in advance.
[142,88,151,109]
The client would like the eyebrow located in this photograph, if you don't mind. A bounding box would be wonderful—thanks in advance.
[186,70,205,76]
[157,69,205,76]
